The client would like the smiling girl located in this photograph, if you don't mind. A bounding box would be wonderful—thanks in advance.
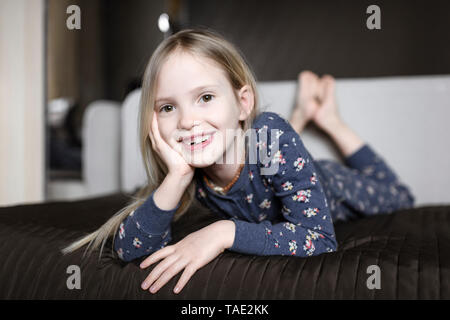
[62,28,414,295]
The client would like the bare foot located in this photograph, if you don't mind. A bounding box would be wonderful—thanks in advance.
[289,71,322,133]
[312,74,342,133]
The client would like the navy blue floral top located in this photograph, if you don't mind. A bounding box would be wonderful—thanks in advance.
[114,112,339,261]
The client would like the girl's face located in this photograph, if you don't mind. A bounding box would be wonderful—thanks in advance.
[153,50,253,167]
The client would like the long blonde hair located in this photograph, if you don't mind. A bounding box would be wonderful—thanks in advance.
[61,28,261,259]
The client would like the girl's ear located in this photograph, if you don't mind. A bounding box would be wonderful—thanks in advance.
[237,84,254,121]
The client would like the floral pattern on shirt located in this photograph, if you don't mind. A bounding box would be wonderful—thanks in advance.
[223,112,338,257]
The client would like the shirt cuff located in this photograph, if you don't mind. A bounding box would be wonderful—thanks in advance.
[229,218,268,255]
[131,191,180,235]
[344,144,377,171]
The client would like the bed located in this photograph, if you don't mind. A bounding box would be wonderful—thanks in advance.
[0,193,449,299]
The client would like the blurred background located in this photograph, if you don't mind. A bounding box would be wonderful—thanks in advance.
[1,0,449,206]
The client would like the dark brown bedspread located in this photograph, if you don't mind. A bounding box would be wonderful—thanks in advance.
[0,193,449,299]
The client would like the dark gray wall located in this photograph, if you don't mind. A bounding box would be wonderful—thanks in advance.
[188,0,450,80]
[65,0,450,106]
[102,0,165,102]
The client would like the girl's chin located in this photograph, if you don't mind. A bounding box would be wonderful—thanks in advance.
[181,155,216,168]
[181,147,223,167]
[189,161,215,168]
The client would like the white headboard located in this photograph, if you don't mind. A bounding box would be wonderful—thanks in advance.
[120,75,450,206]
[121,89,147,193]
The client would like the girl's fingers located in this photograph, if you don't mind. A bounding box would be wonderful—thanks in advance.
[150,112,170,153]
[151,112,162,141]
[149,131,156,149]
[141,254,179,290]
[149,115,157,142]
[150,260,189,294]
[140,245,174,269]
[173,264,197,294]
[149,116,158,149]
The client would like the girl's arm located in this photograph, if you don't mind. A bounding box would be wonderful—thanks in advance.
[114,173,190,262]
[228,112,337,257]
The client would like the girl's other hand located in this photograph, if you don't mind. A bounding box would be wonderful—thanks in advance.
[149,112,195,182]
[139,220,235,294]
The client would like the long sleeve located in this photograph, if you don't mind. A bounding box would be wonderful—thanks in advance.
[113,190,180,262]
[345,144,398,184]
[229,113,337,257]
[344,143,415,212]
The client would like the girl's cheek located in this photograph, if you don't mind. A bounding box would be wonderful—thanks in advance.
[167,135,178,148]
[157,121,173,141]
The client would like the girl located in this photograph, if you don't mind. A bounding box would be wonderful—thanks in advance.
[62,29,415,295]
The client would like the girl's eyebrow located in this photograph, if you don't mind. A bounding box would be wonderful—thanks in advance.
[155,84,220,104]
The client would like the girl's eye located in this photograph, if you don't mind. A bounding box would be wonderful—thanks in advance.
[160,105,175,113]
[201,94,214,103]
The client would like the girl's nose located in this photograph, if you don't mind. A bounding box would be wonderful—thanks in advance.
[178,112,201,130]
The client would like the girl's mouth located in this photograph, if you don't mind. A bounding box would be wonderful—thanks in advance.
[182,132,215,151]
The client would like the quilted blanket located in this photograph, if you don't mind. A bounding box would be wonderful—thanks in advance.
[0,193,448,299]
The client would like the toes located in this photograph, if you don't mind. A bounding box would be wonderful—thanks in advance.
[321,74,335,81]
[319,75,335,99]
[298,70,315,80]
[298,71,321,99]
[321,75,336,90]
[298,71,320,85]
